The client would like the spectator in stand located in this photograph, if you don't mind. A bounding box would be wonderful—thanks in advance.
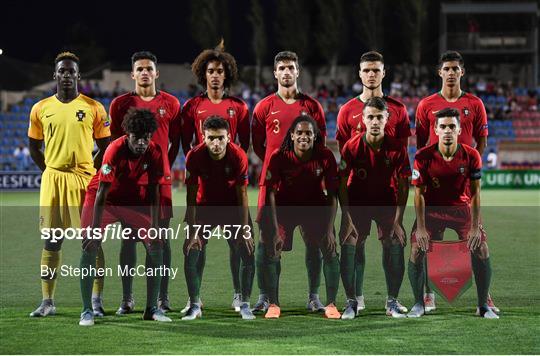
[13,144,30,171]
[486,148,498,170]
[352,79,363,95]
[80,80,93,96]
[112,80,125,97]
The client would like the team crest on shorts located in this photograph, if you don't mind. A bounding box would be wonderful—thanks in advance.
[227,107,235,118]
[158,107,166,117]
[355,168,368,180]
[101,164,112,175]
[76,110,86,121]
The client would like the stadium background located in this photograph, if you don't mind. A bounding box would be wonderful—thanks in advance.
[1,0,539,354]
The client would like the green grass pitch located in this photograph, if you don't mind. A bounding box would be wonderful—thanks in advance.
[1,189,539,354]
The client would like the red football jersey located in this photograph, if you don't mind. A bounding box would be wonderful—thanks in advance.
[264,147,338,205]
[340,134,411,205]
[412,143,482,206]
[181,94,250,154]
[336,95,411,150]
[109,91,181,181]
[184,142,248,205]
[252,93,327,185]
[415,92,488,149]
[98,136,164,205]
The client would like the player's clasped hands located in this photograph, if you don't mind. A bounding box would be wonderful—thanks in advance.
[467,227,482,251]
[241,226,255,255]
[392,221,407,247]
[324,229,337,256]
[415,227,430,252]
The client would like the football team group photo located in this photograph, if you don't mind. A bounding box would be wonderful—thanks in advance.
[1,2,538,354]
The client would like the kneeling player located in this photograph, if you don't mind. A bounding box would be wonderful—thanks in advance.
[259,115,340,319]
[338,97,410,319]
[407,108,498,319]
[78,108,171,326]
[182,116,255,320]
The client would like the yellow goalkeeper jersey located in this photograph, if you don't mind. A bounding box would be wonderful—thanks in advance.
[28,94,110,175]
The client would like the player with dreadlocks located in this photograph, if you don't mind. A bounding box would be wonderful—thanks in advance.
[180,41,250,313]
[259,115,340,319]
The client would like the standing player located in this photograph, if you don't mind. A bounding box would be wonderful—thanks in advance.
[251,51,327,313]
[336,51,411,313]
[407,108,498,319]
[336,51,410,150]
[180,43,250,312]
[28,52,110,317]
[338,97,410,319]
[415,51,497,313]
[181,116,255,320]
[109,51,181,314]
[260,116,340,319]
[78,108,171,326]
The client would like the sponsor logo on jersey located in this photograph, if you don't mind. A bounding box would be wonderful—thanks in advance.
[197,110,207,114]
[101,164,112,175]
[76,110,86,122]
[270,110,280,115]
[352,113,362,119]
[412,169,420,180]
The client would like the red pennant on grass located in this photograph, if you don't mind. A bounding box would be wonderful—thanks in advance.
[427,240,473,303]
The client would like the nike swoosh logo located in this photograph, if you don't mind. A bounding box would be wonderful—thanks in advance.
[197,110,207,114]
[352,113,361,118]
[271,111,280,115]
[431,110,439,114]
[45,114,55,118]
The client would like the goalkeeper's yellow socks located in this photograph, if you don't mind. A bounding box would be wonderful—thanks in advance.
[40,249,61,300]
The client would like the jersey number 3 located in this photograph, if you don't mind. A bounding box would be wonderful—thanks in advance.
[272,119,280,134]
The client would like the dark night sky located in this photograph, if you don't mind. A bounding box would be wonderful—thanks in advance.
[2,0,470,69]
[1,0,255,67]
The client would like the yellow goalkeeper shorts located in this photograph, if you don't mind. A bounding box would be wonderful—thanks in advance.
[39,167,93,230]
